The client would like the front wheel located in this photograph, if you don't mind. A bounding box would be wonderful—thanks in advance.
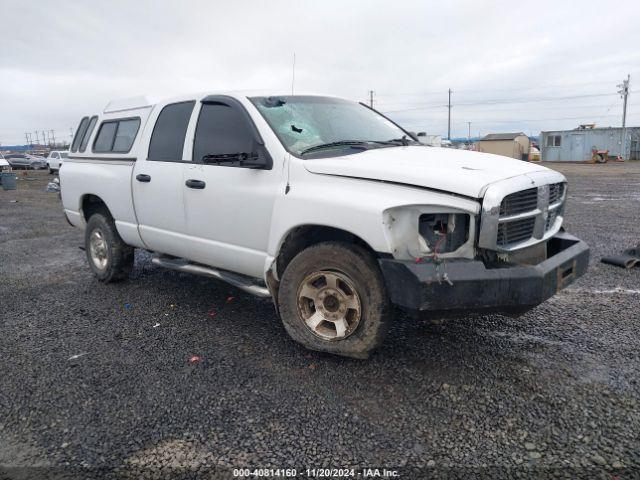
[84,213,134,282]
[278,242,391,358]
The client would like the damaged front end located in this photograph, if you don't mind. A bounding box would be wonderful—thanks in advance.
[379,182,589,316]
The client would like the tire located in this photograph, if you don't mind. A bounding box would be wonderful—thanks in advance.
[278,242,391,359]
[49,168,54,174]
[84,213,134,282]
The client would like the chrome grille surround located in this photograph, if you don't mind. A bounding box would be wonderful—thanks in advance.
[478,173,567,252]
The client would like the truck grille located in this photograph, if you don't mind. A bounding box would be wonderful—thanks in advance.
[497,217,536,246]
[499,188,538,216]
[491,182,566,249]
[549,183,564,204]
[545,209,559,230]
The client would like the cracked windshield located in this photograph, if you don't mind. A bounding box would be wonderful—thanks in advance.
[251,96,412,157]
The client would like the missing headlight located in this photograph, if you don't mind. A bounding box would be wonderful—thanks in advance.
[419,213,470,254]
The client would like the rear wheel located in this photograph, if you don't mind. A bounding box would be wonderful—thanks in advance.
[84,213,134,282]
[278,242,391,358]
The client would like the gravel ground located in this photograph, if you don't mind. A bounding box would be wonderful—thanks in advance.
[1,164,639,479]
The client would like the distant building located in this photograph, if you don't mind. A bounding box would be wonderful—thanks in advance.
[416,133,442,147]
[476,132,530,160]
[540,126,640,161]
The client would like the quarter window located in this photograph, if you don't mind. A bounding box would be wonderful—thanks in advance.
[148,101,195,160]
[93,118,141,153]
[71,117,89,152]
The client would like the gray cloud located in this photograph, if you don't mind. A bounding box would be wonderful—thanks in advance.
[1,0,638,144]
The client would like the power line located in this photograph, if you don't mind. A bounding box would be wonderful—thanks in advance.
[381,91,633,114]
[374,79,630,98]
[398,112,625,128]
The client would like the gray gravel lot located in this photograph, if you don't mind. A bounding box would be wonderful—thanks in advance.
[1,164,639,479]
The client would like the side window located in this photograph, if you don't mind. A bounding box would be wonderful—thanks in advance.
[113,119,140,152]
[79,116,98,152]
[92,118,140,154]
[193,102,255,164]
[546,135,561,147]
[148,101,195,160]
[93,122,118,153]
[71,117,89,152]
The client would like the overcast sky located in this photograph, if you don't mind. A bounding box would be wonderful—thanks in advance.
[1,0,639,145]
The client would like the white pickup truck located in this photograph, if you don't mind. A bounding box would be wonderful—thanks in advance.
[60,92,589,358]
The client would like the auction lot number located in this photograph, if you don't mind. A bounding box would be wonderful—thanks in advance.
[234,468,399,478]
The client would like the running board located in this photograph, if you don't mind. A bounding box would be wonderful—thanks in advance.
[151,257,271,298]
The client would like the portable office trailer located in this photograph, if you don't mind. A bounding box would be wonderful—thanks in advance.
[540,126,640,162]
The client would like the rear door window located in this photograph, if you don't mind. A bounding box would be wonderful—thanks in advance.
[148,101,195,160]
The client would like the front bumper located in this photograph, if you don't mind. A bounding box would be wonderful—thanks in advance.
[379,231,589,313]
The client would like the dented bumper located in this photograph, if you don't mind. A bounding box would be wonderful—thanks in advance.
[379,231,589,314]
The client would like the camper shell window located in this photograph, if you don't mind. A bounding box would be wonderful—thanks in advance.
[92,118,141,154]
[71,117,89,153]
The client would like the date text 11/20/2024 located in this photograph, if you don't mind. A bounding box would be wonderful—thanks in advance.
[233,468,400,478]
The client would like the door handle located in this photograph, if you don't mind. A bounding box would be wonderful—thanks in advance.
[136,174,151,183]
[185,179,206,189]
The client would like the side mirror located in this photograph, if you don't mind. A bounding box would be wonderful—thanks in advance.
[251,143,273,170]
[417,132,426,137]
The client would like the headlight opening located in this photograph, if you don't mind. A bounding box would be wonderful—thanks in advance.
[418,213,470,254]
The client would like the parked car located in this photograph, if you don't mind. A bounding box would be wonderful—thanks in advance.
[60,92,589,358]
[47,150,69,173]
[5,153,47,170]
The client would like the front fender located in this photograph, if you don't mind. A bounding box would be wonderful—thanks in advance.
[267,172,480,260]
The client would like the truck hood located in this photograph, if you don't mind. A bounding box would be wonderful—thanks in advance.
[303,146,551,198]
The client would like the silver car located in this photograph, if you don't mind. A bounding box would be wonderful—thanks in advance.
[5,153,47,170]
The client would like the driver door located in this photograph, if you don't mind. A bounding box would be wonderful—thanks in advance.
[181,97,280,279]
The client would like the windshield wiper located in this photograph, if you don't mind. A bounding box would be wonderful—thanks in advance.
[374,135,419,147]
[300,141,375,156]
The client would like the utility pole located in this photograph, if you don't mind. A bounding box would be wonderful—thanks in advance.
[618,74,631,159]
[447,89,452,140]
[467,122,471,142]
[618,74,630,127]
[369,90,375,109]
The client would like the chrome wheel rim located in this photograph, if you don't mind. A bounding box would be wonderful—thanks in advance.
[297,270,362,341]
[89,229,108,270]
